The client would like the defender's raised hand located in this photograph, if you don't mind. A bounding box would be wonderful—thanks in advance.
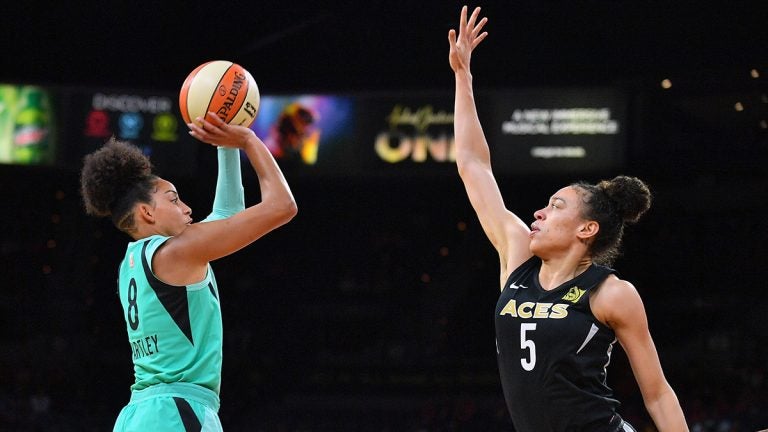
[448,6,488,74]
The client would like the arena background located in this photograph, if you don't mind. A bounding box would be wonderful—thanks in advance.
[1,1,766,431]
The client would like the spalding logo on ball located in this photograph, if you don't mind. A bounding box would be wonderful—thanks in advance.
[179,60,260,127]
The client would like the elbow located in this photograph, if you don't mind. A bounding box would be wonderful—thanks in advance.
[455,142,492,178]
[285,198,298,221]
[277,196,298,223]
[456,157,481,179]
[263,188,298,224]
[261,198,297,230]
[456,159,470,178]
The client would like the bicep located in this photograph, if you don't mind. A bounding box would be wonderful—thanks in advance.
[617,321,668,399]
[459,160,532,273]
[604,283,669,400]
[164,202,295,264]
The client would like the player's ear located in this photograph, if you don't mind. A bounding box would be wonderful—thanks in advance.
[577,220,599,240]
[137,203,155,224]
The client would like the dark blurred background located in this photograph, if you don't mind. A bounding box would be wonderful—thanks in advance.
[1,1,766,431]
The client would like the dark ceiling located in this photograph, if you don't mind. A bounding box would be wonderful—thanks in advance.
[2,1,766,94]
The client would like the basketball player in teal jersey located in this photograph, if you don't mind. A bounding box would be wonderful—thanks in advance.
[80,112,297,431]
[448,7,688,432]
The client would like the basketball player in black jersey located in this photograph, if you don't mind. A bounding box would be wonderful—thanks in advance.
[448,6,688,432]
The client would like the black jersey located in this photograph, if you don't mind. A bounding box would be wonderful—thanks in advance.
[495,256,621,432]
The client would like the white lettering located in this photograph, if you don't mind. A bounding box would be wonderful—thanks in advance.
[530,146,586,159]
[502,108,619,136]
[92,94,172,114]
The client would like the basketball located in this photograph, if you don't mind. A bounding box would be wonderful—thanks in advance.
[179,60,260,127]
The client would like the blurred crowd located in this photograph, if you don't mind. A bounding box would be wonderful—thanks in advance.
[0,166,765,431]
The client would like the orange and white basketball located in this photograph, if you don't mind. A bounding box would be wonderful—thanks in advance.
[179,60,260,127]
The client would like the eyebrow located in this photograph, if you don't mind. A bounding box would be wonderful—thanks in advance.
[550,196,566,204]
[164,190,178,197]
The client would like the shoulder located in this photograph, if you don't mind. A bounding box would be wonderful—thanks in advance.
[591,275,646,329]
[143,234,179,272]
[151,232,209,285]
[512,255,540,274]
[145,234,171,249]
[139,235,171,260]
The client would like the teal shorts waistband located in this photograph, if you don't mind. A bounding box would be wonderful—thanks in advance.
[129,382,220,412]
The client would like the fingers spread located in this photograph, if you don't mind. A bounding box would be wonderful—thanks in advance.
[472,32,488,49]
[472,17,488,37]
[467,6,481,29]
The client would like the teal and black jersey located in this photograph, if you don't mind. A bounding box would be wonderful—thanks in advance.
[495,256,621,432]
[118,235,223,395]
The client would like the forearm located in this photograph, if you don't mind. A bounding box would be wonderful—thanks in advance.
[204,147,245,221]
[454,71,492,172]
[646,386,688,431]
[242,135,296,209]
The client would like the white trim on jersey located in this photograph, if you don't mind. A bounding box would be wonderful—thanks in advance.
[576,323,599,354]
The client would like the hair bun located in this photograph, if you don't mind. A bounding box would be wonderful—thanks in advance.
[597,176,652,224]
[80,139,153,217]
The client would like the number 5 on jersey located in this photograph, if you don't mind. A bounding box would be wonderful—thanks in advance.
[520,323,537,371]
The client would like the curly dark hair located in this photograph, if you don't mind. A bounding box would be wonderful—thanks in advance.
[572,176,652,266]
[80,138,157,233]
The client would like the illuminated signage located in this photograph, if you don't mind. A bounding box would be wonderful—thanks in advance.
[479,88,627,174]
[1,84,627,177]
[250,95,355,172]
[0,84,56,166]
[61,89,198,176]
[374,105,455,163]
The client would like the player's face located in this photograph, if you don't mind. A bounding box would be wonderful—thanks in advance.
[529,186,588,257]
[151,178,193,236]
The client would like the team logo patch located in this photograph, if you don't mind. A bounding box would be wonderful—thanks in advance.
[129,252,134,268]
[562,286,585,303]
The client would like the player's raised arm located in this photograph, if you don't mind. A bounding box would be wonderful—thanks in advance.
[158,112,297,267]
[449,6,532,282]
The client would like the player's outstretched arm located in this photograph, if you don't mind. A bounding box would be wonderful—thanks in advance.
[449,6,532,282]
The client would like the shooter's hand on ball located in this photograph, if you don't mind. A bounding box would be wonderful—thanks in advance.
[188,111,255,149]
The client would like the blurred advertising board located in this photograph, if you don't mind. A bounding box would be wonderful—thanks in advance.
[476,88,627,175]
[254,89,626,177]
[2,84,626,178]
[59,89,198,176]
[252,93,458,177]
[0,84,57,166]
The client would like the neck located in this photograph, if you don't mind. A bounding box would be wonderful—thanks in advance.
[131,223,164,241]
[538,254,592,290]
